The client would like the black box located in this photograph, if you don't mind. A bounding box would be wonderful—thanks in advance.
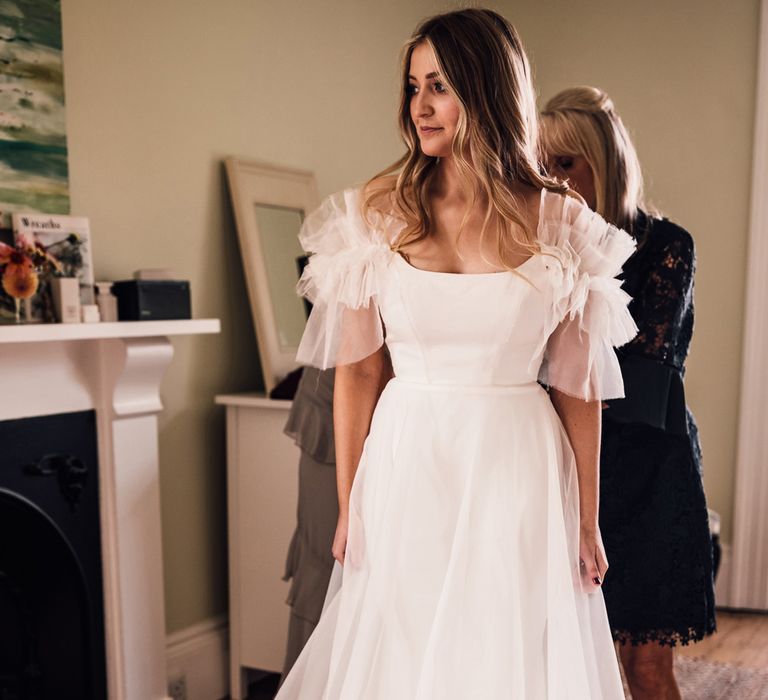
[111,280,191,321]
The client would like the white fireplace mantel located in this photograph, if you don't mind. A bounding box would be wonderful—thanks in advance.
[0,318,219,344]
[0,319,220,700]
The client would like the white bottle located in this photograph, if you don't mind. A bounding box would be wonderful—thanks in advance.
[52,277,81,324]
[95,281,119,322]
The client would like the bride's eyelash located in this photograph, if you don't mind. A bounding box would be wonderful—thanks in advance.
[406,81,448,96]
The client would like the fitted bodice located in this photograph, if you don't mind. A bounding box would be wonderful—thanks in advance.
[296,187,638,403]
[381,253,557,386]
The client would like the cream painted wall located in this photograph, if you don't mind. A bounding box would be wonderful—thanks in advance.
[59,0,757,633]
[505,0,760,543]
[60,0,454,634]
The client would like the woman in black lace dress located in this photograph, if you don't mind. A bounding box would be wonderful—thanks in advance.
[541,87,716,700]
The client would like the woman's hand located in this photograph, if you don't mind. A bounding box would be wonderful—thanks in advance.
[332,347,389,568]
[332,510,349,565]
[580,525,609,591]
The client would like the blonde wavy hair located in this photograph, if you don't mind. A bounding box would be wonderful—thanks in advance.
[540,86,646,234]
[363,8,566,267]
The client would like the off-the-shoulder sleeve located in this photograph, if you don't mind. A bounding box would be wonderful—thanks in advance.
[295,188,392,369]
[536,191,639,401]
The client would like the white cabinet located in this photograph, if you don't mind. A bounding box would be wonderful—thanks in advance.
[215,393,299,700]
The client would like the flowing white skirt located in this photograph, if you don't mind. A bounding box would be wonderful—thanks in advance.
[276,378,625,699]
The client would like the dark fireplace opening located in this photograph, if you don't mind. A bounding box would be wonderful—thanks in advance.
[0,411,106,700]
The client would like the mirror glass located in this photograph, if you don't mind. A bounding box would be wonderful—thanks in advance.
[254,203,307,350]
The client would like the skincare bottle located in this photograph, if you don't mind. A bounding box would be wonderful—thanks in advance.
[95,281,119,322]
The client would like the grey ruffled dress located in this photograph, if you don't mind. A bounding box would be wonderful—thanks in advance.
[280,366,338,677]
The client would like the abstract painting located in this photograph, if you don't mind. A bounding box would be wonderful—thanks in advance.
[0,0,68,226]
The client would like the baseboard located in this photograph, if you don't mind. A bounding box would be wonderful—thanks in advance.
[715,541,732,608]
[166,615,229,700]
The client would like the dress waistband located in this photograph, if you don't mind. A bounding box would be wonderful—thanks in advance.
[389,377,542,395]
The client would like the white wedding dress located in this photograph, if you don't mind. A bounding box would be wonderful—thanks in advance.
[276,187,637,699]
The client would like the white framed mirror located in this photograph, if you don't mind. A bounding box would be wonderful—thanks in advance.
[225,157,318,393]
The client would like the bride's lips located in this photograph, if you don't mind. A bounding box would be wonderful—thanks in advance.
[419,126,443,136]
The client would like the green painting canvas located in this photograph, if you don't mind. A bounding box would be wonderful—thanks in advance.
[0,0,68,224]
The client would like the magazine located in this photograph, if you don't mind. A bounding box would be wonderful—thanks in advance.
[10,213,94,321]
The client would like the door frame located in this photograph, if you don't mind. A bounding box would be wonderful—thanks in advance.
[730,0,768,610]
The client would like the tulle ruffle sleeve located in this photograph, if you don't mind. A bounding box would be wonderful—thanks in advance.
[295,188,393,369]
[536,191,638,401]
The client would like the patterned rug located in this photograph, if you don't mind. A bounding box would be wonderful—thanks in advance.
[623,656,768,699]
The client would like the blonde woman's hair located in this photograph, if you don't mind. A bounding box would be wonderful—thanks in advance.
[540,86,646,234]
[363,8,566,267]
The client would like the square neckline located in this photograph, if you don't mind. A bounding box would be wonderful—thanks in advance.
[393,188,547,277]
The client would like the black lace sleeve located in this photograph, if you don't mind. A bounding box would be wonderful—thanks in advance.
[623,226,695,367]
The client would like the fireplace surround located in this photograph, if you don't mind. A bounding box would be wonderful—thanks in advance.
[0,319,219,700]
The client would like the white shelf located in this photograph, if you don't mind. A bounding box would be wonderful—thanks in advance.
[0,318,220,344]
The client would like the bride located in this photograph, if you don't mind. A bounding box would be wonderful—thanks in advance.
[277,8,636,698]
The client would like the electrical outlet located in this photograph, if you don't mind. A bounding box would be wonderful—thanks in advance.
[168,674,187,700]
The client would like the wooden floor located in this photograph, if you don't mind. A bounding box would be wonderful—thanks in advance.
[676,610,768,669]
[240,611,768,699]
